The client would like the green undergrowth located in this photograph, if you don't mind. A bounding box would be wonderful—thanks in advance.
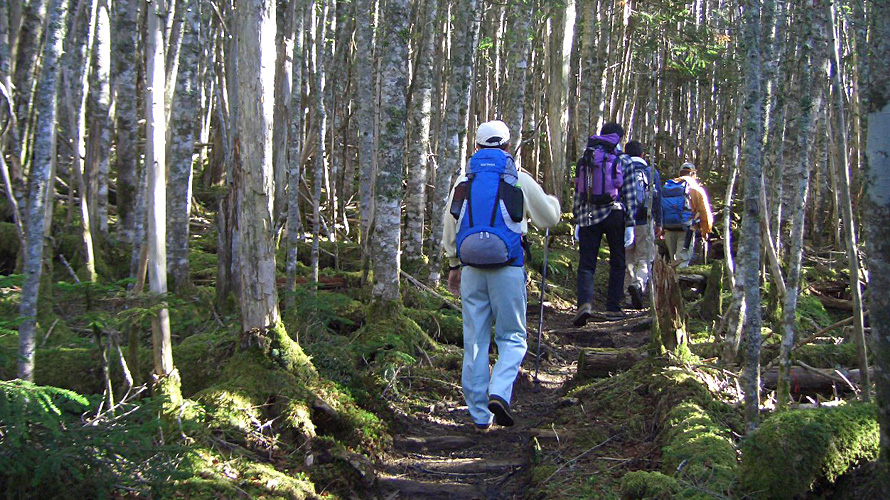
[739,402,879,499]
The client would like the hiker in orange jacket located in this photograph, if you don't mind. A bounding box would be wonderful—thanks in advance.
[661,163,713,268]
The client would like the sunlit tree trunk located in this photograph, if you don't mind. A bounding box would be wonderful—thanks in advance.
[272,0,296,222]
[145,0,180,405]
[427,0,479,285]
[167,0,198,294]
[88,0,112,236]
[309,0,328,284]
[544,1,574,198]
[740,0,765,434]
[863,0,890,490]
[502,0,532,166]
[403,0,437,270]
[372,0,409,303]
[827,0,869,400]
[17,0,68,381]
[776,0,828,409]
[355,0,376,253]
[234,0,281,331]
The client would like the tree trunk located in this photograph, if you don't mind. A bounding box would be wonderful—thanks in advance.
[309,0,328,284]
[167,0,199,294]
[776,0,827,409]
[372,0,409,303]
[427,0,479,285]
[285,0,306,311]
[355,0,376,253]
[863,0,890,492]
[87,0,112,237]
[145,0,180,405]
[502,0,532,166]
[113,0,139,244]
[827,0,869,401]
[403,0,437,271]
[652,257,687,354]
[234,0,281,331]
[272,0,296,222]
[544,1,574,199]
[577,348,646,379]
[740,0,765,434]
[17,0,68,381]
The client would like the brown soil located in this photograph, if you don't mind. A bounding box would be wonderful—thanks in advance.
[375,303,653,499]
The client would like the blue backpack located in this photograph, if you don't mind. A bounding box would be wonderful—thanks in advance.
[629,159,651,223]
[662,179,692,230]
[449,149,525,268]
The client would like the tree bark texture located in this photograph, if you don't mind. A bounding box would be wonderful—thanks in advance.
[740,0,765,434]
[234,0,281,331]
[372,0,409,302]
[17,0,68,381]
[113,0,139,244]
[145,0,176,380]
[863,0,890,493]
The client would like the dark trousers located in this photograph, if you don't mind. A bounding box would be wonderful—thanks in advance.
[577,210,626,311]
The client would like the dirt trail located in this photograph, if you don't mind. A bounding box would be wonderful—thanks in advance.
[376,305,652,499]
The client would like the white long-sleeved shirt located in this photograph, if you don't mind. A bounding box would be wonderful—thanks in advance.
[442,170,561,267]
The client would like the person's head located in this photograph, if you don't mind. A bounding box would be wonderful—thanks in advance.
[475,120,510,150]
[679,162,697,177]
[600,122,625,139]
[625,140,644,158]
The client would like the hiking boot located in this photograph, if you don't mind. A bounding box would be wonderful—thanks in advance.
[572,303,593,327]
[474,422,491,434]
[602,309,626,320]
[488,395,515,427]
[628,284,644,310]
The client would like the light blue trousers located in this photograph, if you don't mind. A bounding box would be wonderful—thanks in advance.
[460,266,527,425]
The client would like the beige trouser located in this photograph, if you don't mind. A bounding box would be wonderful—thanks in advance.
[664,229,695,268]
[625,223,655,291]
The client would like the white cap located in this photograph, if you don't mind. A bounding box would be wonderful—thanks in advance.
[475,120,510,147]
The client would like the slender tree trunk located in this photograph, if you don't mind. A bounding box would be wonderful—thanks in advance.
[88,0,112,237]
[827,0,869,400]
[544,1,574,198]
[167,0,198,294]
[740,0,765,434]
[234,0,281,331]
[427,0,479,285]
[355,0,376,253]
[145,0,180,405]
[285,0,306,310]
[502,0,532,166]
[272,0,296,222]
[114,0,139,244]
[17,0,68,381]
[403,0,437,270]
[310,0,328,284]
[863,0,890,491]
[372,0,409,303]
[776,0,827,409]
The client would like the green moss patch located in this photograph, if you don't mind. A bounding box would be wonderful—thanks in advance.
[619,470,680,499]
[739,402,879,499]
[661,401,737,492]
[403,308,462,345]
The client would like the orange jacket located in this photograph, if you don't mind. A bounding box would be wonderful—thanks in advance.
[673,175,713,235]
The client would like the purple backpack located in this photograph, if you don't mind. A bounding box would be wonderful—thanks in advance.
[574,133,623,207]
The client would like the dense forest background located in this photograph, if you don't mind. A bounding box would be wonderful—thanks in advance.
[1,0,889,498]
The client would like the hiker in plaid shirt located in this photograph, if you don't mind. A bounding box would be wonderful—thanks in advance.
[572,122,639,325]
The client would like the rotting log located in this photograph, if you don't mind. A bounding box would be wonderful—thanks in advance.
[577,348,646,379]
[813,292,854,311]
[653,257,687,353]
[700,261,724,321]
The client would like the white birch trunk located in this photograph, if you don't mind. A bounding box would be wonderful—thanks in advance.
[502,0,532,165]
[355,0,376,248]
[88,0,112,236]
[310,0,328,284]
[272,0,296,221]
[372,0,409,302]
[167,0,198,293]
[739,0,765,434]
[17,0,68,381]
[544,2,574,197]
[403,0,437,269]
[234,0,280,331]
[145,0,176,383]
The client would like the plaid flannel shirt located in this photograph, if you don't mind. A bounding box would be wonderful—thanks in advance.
[572,154,639,227]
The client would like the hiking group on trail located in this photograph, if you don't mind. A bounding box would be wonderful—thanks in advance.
[442,120,713,431]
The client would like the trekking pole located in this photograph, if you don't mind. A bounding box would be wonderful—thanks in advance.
[533,228,550,393]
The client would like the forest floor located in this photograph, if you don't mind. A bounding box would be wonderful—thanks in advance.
[375,299,654,500]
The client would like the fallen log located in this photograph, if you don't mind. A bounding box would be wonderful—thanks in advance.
[813,292,853,311]
[577,348,646,379]
[761,366,873,392]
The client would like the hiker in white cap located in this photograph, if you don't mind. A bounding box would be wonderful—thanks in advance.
[442,120,560,432]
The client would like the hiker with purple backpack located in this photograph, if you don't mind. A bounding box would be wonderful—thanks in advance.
[572,123,639,326]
